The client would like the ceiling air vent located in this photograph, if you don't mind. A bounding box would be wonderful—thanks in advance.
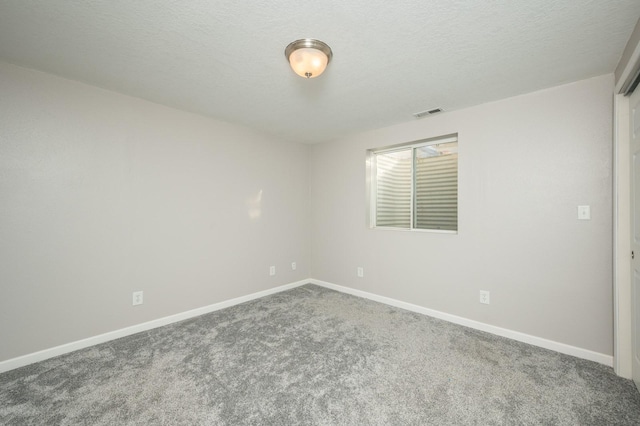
[413,108,443,119]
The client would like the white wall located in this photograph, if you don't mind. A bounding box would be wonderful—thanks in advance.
[0,62,616,364]
[310,74,614,356]
[0,62,310,362]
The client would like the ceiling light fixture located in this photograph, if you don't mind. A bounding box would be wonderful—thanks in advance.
[285,39,333,79]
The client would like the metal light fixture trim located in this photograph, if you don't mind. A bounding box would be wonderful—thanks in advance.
[285,39,333,78]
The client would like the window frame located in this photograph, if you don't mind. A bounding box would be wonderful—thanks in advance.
[366,133,458,234]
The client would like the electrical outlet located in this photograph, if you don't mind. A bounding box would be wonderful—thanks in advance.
[479,290,490,305]
[577,205,591,220]
[269,266,276,276]
[132,291,143,306]
[357,267,364,278]
[291,262,297,270]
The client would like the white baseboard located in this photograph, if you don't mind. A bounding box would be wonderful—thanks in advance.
[309,279,613,367]
[1,278,613,373]
[0,280,309,373]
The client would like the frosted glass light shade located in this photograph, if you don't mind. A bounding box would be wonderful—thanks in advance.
[289,48,328,78]
[285,39,332,79]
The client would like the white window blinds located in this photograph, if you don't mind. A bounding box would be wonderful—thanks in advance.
[375,149,412,228]
[371,135,458,232]
[415,142,458,231]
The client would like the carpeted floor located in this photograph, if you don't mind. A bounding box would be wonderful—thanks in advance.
[1,284,639,425]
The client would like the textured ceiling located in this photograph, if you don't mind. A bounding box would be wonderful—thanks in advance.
[0,1,639,143]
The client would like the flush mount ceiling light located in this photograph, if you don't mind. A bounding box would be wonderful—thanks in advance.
[285,39,333,79]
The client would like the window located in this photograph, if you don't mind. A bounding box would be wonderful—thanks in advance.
[368,134,458,232]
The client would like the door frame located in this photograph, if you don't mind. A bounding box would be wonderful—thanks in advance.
[614,92,632,378]
[614,20,640,378]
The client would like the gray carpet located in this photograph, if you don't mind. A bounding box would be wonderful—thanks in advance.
[1,284,639,425]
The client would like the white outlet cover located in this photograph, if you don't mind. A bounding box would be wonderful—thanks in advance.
[269,266,276,276]
[132,291,143,306]
[577,205,591,220]
[291,262,297,270]
[357,267,364,278]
